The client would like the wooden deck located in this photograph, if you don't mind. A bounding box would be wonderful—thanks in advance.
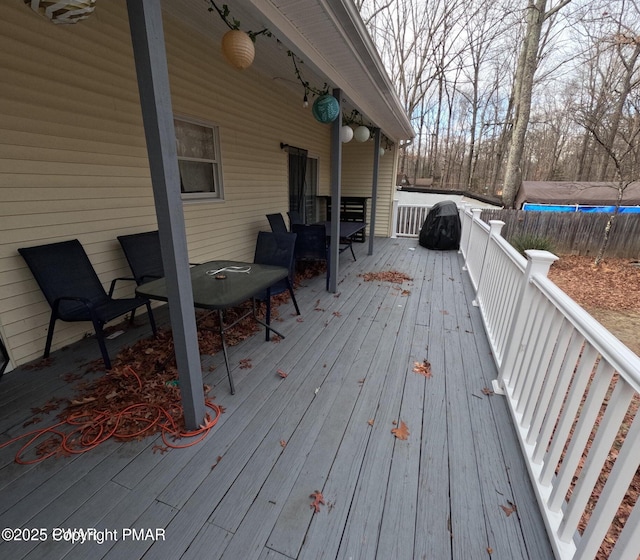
[0,237,554,560]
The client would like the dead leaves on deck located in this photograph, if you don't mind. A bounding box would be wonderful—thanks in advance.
[358,270,413,284]
[309,490,325,513]
[413,360,432,378]
[500,501,517,517]
[391,420,410,440]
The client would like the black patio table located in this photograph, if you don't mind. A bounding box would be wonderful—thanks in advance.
[136,260,289,394]
[317,221,366,260]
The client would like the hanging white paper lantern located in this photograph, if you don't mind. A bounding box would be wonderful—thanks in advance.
[24,0,96,24]
[379,147,385,157]
[340,125,354,143]
[354,125,370,142]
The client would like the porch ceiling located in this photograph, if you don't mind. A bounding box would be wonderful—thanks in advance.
[162,0,415,143]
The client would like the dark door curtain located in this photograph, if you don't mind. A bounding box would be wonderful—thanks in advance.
[288,146,308,222]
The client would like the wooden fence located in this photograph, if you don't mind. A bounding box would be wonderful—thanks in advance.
[480,209,640,259]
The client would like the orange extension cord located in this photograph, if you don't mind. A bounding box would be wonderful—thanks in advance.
[0,366,223,465]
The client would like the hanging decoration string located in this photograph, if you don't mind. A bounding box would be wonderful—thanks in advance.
[288,51,329,107]
[207,1,271,41]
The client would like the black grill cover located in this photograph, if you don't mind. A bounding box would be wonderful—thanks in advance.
[418,200,461,250]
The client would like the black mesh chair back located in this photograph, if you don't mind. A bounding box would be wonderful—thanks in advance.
[292,224,329,289]
[0,335,9,378]
[253,231,300,337]
[18,239,156,369]
[291,224,327,261]
[266,213,288,233]
[287,210,303,227]
[117,230,164,285]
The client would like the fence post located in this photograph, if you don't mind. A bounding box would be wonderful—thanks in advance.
[391,198,399,238]
[492,249,559,394]
[472,220,505,307]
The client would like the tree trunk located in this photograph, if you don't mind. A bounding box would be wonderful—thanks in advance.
[502,0,547,207]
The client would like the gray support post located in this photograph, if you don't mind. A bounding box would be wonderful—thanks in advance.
[328,88,343,293]
[126,0,205,429]
[368,128,381,255]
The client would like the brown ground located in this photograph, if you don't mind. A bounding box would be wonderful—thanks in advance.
[547,255,640,356]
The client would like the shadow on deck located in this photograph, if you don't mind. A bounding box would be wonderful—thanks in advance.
[0,237,554,560]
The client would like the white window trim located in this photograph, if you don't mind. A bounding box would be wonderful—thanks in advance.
[174,114,224,202]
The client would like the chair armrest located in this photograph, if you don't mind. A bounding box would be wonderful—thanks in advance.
[109,277,135,296]
[51,295,97,315]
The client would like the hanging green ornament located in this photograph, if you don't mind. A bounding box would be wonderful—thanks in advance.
[312,94,340,124]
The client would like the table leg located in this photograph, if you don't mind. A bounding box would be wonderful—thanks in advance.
[252,296,285,342]
[218,309,236,395]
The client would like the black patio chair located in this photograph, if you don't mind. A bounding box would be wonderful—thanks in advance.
[18,239,157,369]
[115,230,165,287]
[266,213,288,233]
[287,210,303,227]
[0,335,9,379]
[292,223,329,290]
[253,231,301,340]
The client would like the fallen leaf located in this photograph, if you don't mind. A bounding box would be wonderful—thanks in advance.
[31,397,64,415]
[367,419,374,426]
[481,387,494,396]
[23,417,42,427]
[69,396,97,406]
[277,369,288,378]
[200,413,216,429]
[211,455,223,469]
[500,501,517,517]
[413,360,432,378]
[310,490,325,513]
[487,547,493,554]
[152,445,169,455]
[280,440,287,448]
[391,420,410,440]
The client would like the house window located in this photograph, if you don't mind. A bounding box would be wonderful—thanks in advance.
[174,117,223,200]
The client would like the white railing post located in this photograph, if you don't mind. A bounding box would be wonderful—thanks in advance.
[391,198,399,238]
[460,205,472,264]
[492,249,558,394]
[472,219,505,307]
[462,208,483,274]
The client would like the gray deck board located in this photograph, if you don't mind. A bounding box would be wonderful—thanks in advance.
[0,238,555,560]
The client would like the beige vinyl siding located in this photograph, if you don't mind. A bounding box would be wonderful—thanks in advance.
[341,141,398,237]
[0,1,397,367]
[0,1,332,366]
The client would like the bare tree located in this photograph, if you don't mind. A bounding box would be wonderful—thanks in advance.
[567,0,640,263]
[501,0,572,207]
[358,0,467,178]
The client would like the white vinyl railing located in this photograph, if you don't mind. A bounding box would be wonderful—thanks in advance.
[391,199,433,237]
[459,205,640,560]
